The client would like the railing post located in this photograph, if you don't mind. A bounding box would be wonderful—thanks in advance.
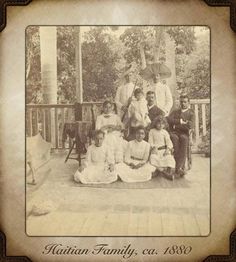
[194,104,200,145]
[46,108,51,143]
[201,103,207,136]
[61,108,65,149]
[55,108,58,149]
[42,109,46,139]
[75,102,83,121]
[35,108,39,134]
[28,109,32,136]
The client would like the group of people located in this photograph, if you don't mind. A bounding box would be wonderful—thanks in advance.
[74,71,194,184]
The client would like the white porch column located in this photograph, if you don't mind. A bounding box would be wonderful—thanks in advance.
[40,27,57,104]
[40,27,57,144]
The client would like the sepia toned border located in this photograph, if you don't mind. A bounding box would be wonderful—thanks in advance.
[0,0,235,261]
[0,0,32,32]
[204,0,236,33]
[0,231,32,261]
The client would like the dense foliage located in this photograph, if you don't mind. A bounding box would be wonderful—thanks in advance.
[82,27,122,101]
[26,26,41,104]
[26,26,210,104]
[57,26,76,103]
[175,29,210,98]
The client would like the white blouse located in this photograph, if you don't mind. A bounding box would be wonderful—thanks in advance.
[95,113,123,130]
[125,140,151,164]
[128,98,150,127]
[148,128,173,149]
[151,82,173,115]
[84,144,114,167]
[115,82,136,110]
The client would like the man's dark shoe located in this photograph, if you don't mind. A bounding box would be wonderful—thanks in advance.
[161,169,175,181]
[152,169,161,177]
[176,168,187,177]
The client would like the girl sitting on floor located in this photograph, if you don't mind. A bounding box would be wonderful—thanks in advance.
[96,100,127,163]
[149,115,176,180]
[116,126,155,183]
[74,130,117,184]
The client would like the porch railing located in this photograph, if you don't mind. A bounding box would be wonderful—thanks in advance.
[26,99,210,151]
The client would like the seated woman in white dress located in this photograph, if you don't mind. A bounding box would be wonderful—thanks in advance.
[116,126,155,183]
[74,130,117,184]
[149,116,176,180]
[96,100,127,163]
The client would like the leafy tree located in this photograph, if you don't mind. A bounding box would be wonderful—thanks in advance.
[120,26,196,68]
[120,26,210,100]
[176,29,210,98]
[26,26,77,104]
[166,26,196,55]
[57,26,76,103]
[26,26,41,104]
[26,26,210,104]
[82,27,122,101]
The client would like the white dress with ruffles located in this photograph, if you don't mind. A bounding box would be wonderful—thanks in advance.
[74,144,117,184]
[148,128,175,168]
[96,113,127,163]
[116,140,155,183]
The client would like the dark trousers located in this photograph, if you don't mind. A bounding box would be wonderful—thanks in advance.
[170,132,189,171]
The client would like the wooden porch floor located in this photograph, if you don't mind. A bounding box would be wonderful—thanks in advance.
[26,152,210,236]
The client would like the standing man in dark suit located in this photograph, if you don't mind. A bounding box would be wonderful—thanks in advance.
[167,94,194,176]
[146,91,165,125]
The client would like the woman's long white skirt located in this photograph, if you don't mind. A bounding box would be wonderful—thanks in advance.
[150,152,175,169]
[103,131,127,163]
[74,164,117,184]
[116,162,155,183]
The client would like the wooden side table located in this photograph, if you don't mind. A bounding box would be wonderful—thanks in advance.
[62,121,92,165]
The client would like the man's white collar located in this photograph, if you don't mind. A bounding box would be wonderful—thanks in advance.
[148,104,155,109]
[181,107,190,112]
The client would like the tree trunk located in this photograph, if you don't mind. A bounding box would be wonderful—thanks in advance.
[40,27,57,143]
[154,27,163,63]
[139,43,146,70]
[75,26,83,104]
[164,32,178,110]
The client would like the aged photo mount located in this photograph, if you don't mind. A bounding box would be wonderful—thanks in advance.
[0,0,236,262]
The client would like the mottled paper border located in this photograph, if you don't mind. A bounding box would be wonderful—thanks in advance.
[0,0,235,261]
[0,0,32,32]
[204,0,236,33]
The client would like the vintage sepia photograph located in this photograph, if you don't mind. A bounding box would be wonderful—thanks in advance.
[25,25,210,236]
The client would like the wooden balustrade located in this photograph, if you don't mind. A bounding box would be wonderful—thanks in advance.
[26,104,74,149]
[26,99,210,150]
[189,99,210,145]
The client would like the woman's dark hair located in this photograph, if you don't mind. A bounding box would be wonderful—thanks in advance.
[134,88,143,97]
[152,115,167,129]
[146,90,155,96]
[180,94,190,101]
[94,129,105,138]
[135,125,146,134]
[103,100,113,108]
